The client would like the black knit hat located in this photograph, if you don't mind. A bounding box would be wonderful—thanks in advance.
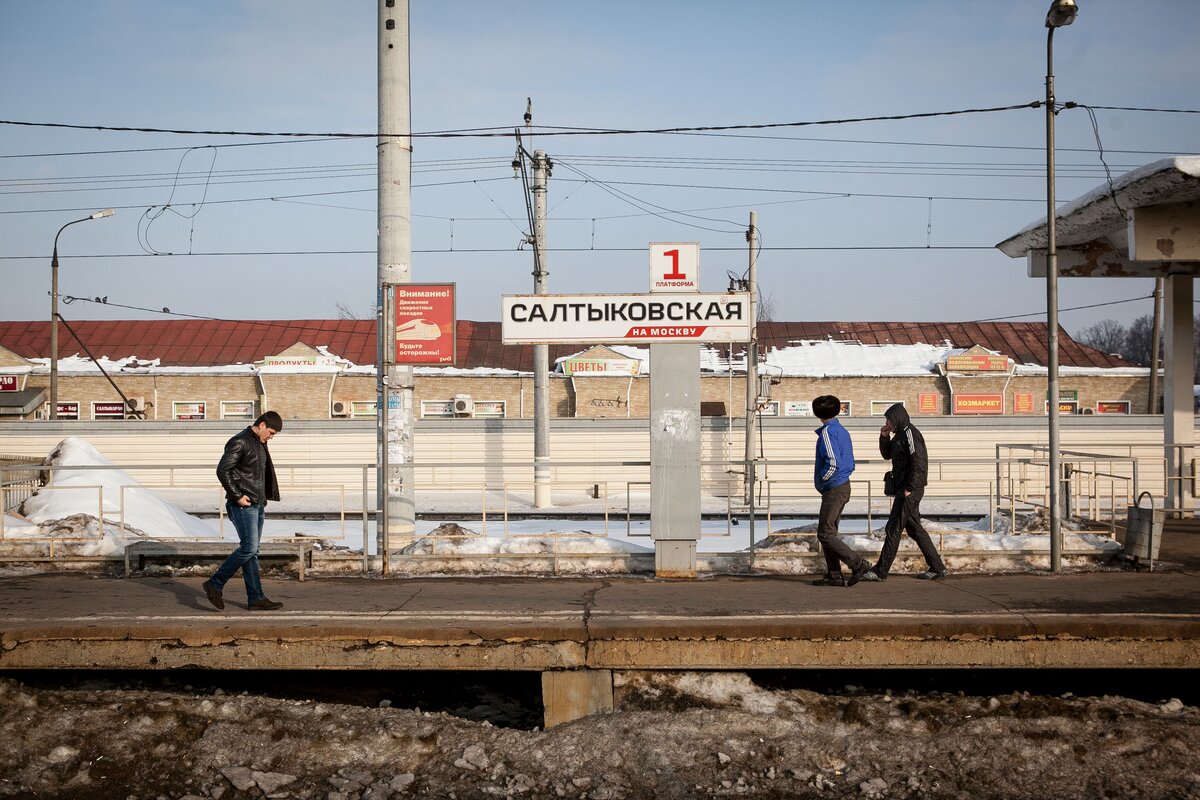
[812,395,840,420]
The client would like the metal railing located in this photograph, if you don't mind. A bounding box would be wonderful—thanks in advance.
[0,448,1153,572]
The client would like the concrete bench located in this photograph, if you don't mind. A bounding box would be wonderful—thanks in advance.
[124,539,315,580]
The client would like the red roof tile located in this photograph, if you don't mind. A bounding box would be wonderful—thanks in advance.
[0,319,1135,371]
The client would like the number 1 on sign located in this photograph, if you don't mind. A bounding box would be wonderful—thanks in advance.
[661,249,685,280]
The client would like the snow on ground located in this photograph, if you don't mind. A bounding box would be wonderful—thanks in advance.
[3,438,1121,568]
[6,437,215,556]
[0,671,1195,799]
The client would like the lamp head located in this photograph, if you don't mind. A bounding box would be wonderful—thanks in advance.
[90,208,115,220]
[1046,0,1078,28]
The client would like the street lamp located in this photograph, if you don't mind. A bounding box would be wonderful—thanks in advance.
[1044,0,1077,571]
[49,209,113,420]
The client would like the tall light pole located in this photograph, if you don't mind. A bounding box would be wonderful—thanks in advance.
[1044,0,1077,572]
[50,209,114,420]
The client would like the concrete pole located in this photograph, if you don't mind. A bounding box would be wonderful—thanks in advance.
[1163,274,1195,512]
[532,150,551,508]
[743,211,758,505]
[378,0,416,557]
[1045,26,1062,572]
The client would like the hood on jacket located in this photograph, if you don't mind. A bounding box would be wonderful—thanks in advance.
[885,402,911,430]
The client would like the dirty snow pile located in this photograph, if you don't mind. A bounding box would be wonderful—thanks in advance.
[6,437,215,555]
[0,671,1196,799]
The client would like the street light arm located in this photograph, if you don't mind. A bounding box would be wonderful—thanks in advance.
[48,209,114,420]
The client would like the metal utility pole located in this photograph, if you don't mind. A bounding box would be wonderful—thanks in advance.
[1149,277,1163,414]
[1043,0,1078,571]
[531,148,552,508]
[378,0,416,562]
[743,211,758,504]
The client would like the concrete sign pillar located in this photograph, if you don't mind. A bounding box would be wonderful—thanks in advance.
[650,342,701,578]
[1164,273,1195,512]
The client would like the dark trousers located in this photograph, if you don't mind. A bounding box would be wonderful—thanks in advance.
[874,488,945,578]
[816,482,867,575]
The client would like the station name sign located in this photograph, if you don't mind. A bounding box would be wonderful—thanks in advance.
[501,293,753,344]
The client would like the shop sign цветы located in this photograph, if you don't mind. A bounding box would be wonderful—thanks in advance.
[502,292,753,344]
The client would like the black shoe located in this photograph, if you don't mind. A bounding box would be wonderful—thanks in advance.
[915,569,948,581]
[811,573,846,587]
[201,580,224,610]
[248,598,283,610]
[847,564,881,586]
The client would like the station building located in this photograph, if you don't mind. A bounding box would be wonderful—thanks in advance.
[0,319,1149,422]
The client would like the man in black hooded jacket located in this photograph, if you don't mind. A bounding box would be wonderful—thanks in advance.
[872,402,947,580]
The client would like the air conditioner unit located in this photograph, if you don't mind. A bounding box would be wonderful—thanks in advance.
[127,397,146,412]
[331,400,350,417]
[452,395,474,416]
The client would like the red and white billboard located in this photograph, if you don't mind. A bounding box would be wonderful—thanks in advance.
[393,283,456,366]
[0,376,17,392]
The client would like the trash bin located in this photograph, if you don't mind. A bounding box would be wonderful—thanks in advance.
[1124,491,1164,567]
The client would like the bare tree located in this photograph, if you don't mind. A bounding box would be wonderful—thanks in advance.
[336,301,368,320]
[1076,319,1127,356]
[1121,315,1155,366]
[756,290,776,323]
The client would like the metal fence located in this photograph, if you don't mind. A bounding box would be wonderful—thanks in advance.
[2,442,1162,573]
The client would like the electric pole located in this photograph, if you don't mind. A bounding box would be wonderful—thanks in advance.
[531,147,552,508]
[743,211,758,505]
[378,0,416,565]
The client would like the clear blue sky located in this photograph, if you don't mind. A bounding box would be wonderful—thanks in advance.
[2,1,1198,337]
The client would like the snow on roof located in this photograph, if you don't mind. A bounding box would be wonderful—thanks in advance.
[998,156,1200,255]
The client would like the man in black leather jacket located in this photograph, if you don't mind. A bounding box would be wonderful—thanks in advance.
[872,402,947,581]
[202,411,285,610]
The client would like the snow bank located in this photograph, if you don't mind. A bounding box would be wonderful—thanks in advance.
[9,437,216,556]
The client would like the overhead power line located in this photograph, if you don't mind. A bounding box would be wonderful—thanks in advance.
[0,103,1042,139]
[4,99,1193,141]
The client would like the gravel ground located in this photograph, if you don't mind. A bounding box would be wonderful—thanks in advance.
[1,671,1197,800]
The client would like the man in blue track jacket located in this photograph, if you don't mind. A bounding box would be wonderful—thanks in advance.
[811,395,879,587]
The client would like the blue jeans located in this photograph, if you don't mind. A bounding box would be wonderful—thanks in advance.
[210,501,266,602]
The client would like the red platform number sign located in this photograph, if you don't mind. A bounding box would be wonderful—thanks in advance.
[649,243,699,293]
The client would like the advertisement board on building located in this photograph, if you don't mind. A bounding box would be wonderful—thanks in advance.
[173,401,206,421]
[501,292,753,344]
[946,354,1008,372]
[1047,400,1079,414]
[0,376,17,392]
[561,358,640,376]
[473,400,506,418]
[350,401,377,418]
[220,401,255,420]
[952,394,1004,415]
[783,400,813,417]
[1014,392,1036,414]
[55,402,79,420]
[1096,400,1131,414]
[93,401,126,420]
[393,283,456,366]
[917,393,939,414]
[420,400,454,418]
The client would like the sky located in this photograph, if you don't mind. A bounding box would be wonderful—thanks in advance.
[1,0,1198,339]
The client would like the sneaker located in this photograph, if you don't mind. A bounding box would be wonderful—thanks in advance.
[915,569,948,581]
[811,573,846,587]
[847,564,881,586]
[201,580,224,611]
[248,598,284,610]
